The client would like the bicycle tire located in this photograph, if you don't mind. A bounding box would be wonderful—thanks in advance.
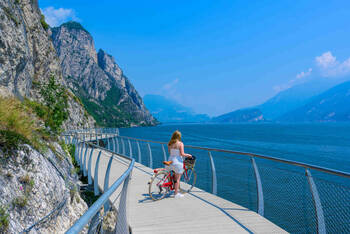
[149,170,170,201]
[180,168,197,193]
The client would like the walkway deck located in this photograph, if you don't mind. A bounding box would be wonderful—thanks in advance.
[89,149,287,234]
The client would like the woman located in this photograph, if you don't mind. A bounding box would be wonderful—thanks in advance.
[167,130,192,198]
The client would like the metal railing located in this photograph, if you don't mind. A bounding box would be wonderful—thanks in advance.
[62,129,350,234]
[63,130,133,234]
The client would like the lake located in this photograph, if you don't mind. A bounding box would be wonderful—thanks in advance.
[119,123,350,233]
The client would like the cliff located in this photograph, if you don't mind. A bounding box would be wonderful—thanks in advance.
[51,21,157,127]
[0,0,95,130]
[0,0,91,232]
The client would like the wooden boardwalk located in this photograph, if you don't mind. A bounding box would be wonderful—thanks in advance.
[88,149,287,234]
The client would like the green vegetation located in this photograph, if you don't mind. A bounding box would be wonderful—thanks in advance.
[39,75,69,134]
[40,14,49,30]
[0,97,46,159]
[25,75,69,134]
[12,196,27,208]
[0,205,9,232]
[0,130,29,159]
[76,84,136,127]
[60,21,89,34]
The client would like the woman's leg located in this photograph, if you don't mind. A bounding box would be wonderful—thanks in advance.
[174,173,182,194]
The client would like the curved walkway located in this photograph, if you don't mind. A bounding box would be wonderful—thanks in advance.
[90,149,286,234]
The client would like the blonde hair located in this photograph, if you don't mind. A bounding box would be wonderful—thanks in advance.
[168,130,181,147]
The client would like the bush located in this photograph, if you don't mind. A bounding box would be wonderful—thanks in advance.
[24,99,48,119]
[40,75,68,134]
[40,14,49,30]
[0,205,9,232]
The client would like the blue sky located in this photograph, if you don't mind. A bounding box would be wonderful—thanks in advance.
[39,0,350,116]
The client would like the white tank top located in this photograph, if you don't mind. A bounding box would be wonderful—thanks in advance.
[169,149,183,164]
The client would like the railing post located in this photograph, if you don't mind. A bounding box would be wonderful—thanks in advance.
[162,144,167,161]
[74,141,79,166]
[147,143,153,169]
[79,143,84,167]
[306,169,326,234]
[82,145,89,176]
[112,137,116,153]
[137,141,141,163]
[94,151,102,196]
[251,157,264,216]
[121,138,125,155]
[115,173,131,234]
[116,137,120,154]
[88,147,94,185]
[104,155,114,212]
[128,139,133,158]
[208,152,217,195]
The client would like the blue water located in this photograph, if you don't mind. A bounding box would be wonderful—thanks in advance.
[120,123,350,172]
[119,123,350,233]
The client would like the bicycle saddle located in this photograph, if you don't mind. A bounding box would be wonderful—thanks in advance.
[163,161,173,166]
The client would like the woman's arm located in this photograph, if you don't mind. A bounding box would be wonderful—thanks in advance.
[179,142,192,157]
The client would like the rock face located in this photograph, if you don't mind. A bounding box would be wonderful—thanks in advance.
[0,0,95,130]
[0,143,88,233]
[279,80,350,122]
[51,22,157,127]
[212,108,265,123]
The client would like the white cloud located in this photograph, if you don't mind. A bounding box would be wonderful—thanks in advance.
[41,7,79,27]
[296,68,312,79]
[316,51,337,69]
[274,68,313,92]
[315,51,350,77]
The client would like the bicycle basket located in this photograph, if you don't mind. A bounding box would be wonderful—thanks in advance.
[184,155,196,168]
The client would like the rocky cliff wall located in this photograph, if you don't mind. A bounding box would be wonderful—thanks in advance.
[51,22,157,127]
[0,0,95,130]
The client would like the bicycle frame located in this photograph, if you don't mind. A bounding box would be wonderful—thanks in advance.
[156,163,191,192]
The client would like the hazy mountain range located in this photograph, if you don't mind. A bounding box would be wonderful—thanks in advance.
[143,94,210,123]
[213,78,350,123]
[147,78,350,123]
[279,80,350,122]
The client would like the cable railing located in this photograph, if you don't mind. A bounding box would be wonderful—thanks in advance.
[62,128,350,234]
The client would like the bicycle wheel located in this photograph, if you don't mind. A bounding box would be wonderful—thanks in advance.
[180,168,196,193]
[149,171,170,201]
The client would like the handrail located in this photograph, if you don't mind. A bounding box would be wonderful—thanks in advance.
[63,128,350,234]
[108,134,350,179]
[65,134,134,234]
[66,160,134,233]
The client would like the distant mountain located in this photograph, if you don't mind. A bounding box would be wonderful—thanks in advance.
[143,94,210,123]
[257,79,343,120]
[212,108,264,123]
[279,81,350,122]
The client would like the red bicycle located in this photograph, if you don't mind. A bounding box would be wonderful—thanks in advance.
[148,156,197,201]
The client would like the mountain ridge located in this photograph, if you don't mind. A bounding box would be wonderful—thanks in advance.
[51,21,157,127]
[279,80,350,122]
